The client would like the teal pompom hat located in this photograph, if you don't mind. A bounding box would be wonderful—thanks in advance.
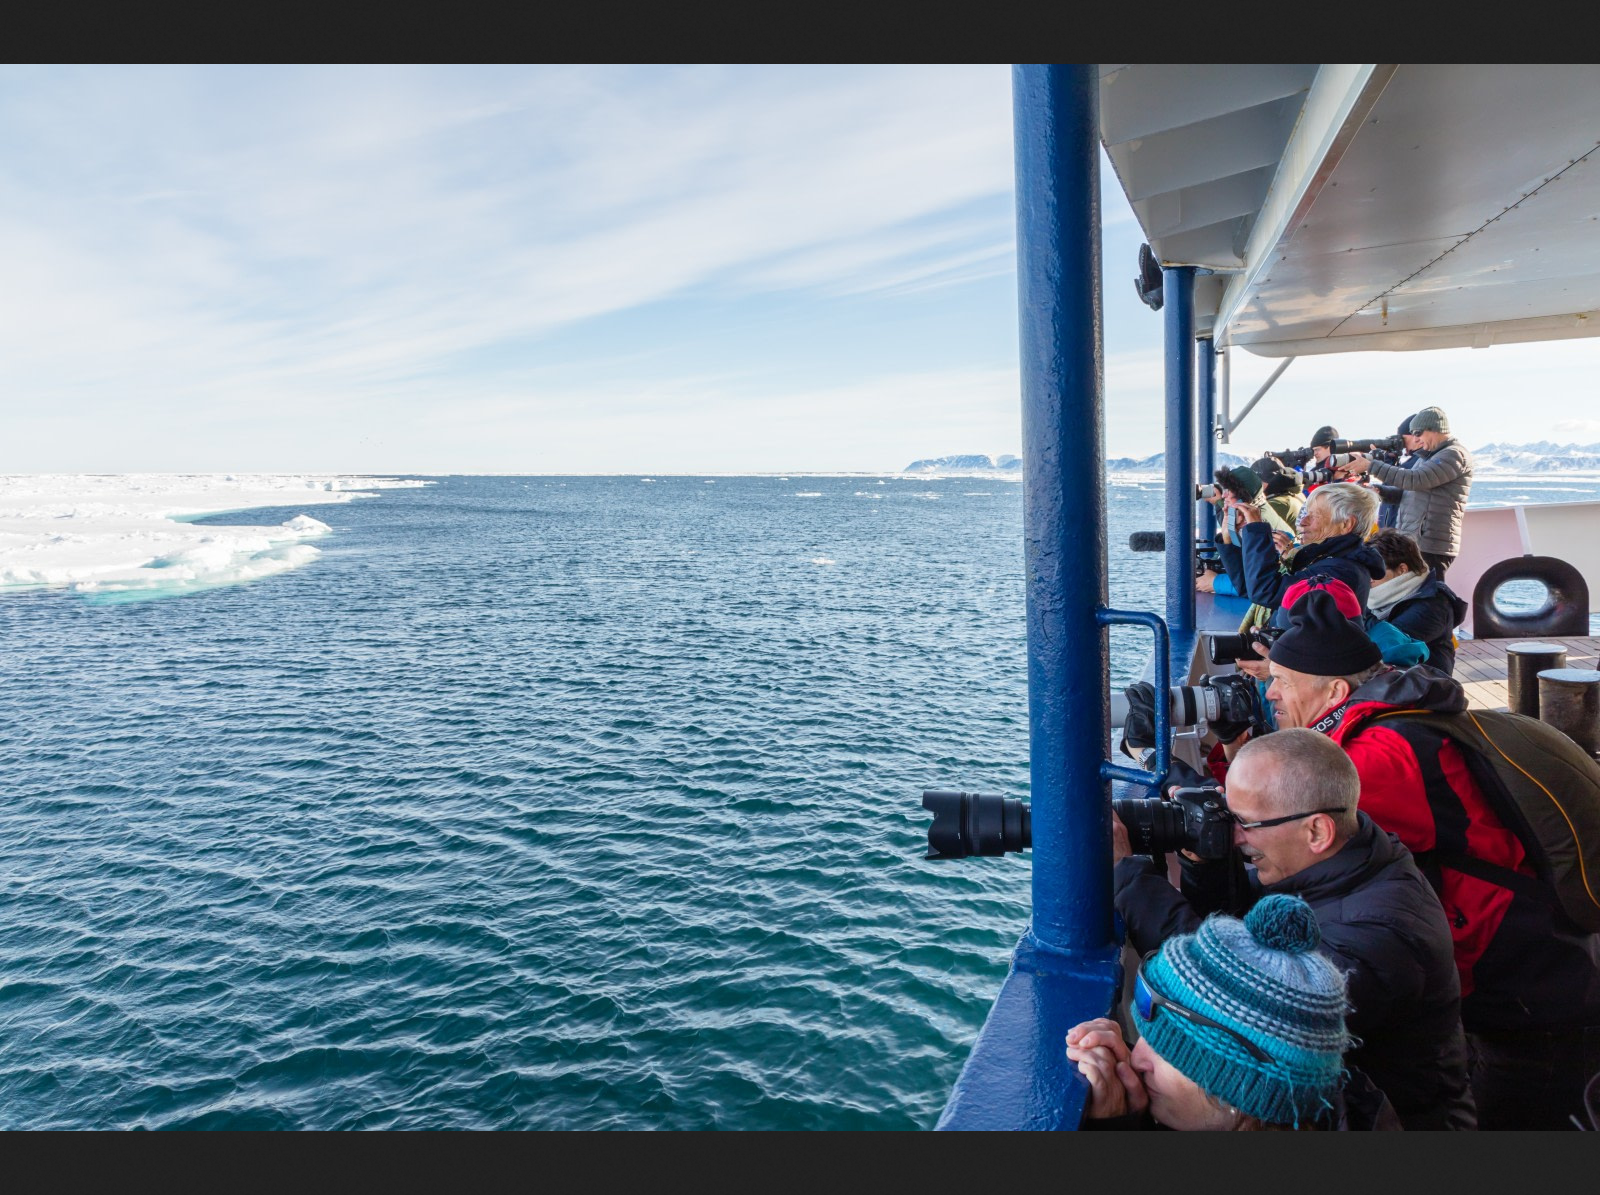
[1134,894,1351,1126]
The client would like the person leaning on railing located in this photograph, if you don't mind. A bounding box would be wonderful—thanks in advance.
[1197,466,1295,597]
[1225,483,1387,695]
[1254,590,1600,1129]
[1068,894,1401,1130]
[1336,406,1472,579]
[1112,725,1474,1130]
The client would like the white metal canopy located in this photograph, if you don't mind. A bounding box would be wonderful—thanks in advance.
[1100,64,1600,356]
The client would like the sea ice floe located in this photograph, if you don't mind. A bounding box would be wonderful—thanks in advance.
[0,473,423,599]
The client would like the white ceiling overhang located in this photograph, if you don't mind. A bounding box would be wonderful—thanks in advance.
[1100,63,1600,355]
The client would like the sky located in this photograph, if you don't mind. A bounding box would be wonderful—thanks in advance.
[3,64,1598,475]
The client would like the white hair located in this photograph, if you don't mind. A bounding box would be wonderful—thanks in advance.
[1312,483,1378,535]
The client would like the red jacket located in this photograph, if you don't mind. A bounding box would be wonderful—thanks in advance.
[1314,666,1600,1031]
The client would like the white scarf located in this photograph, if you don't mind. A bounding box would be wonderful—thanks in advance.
[1368,569,1429,620]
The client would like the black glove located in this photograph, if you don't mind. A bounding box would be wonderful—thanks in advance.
[1210,718,1252,745]
[1120,681,1157,757]
[1164,756,1214,791]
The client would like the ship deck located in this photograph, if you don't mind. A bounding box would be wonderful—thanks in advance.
[1456,635,1600,711]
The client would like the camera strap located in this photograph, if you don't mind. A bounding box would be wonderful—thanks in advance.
[1310,698,1356,737]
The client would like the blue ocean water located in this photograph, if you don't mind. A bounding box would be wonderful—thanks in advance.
[1,472,1592,1129]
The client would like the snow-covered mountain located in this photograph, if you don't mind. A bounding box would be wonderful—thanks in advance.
[903,451,1250,473]
[1106,450,1251,473]
[904,443,1600,476]
[1471,442,1600,473]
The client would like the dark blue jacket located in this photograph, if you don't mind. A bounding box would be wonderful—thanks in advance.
[1238,525,1387,626]
[1383,576,1468,676]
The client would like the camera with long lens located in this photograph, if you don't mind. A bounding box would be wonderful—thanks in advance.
[1112,786,1234,859]
[923,790,1031,860]
[1207,624,1284,665]
[1156,671,1265,731]
[1329,436,1404,457]
[1271,447,1315,469]
[1328,436,1405,467]
[1196,482,1219,501]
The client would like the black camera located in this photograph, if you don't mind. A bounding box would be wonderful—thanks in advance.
[1271,447,1315,469]
[1207,624,1283,665]
[1162,672,1264,730]
[1122,673,1267,759]
[1329,436,1404,457]
[923,790,1030,859]
[1112,786,1235,860]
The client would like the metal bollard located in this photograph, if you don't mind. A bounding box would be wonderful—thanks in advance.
[1537,668,1600,755]
[1507,642,1567,718]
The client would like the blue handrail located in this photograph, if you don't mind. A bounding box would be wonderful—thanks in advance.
[1096,607,1170,788]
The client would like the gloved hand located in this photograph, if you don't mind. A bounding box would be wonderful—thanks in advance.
[1209,714,1253,745]
[1120,681,1158,757]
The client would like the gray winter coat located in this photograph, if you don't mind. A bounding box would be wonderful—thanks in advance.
[1369,438,1473,556]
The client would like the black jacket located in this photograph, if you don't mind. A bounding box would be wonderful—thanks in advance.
[1382,576,1468,676]
[1114,814,1475,1130]
[1238,526,1388,626]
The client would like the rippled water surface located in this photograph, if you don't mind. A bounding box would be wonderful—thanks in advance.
[2,473,1592,1128]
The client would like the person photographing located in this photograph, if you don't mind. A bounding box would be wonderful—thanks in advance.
[1336,406,1472,578]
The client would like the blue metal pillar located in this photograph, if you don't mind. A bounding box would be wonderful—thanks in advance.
[934,63,1120,1131]
[1163,267,1196,646]
[1197,337,1218,544]
[1017,67,1111,955]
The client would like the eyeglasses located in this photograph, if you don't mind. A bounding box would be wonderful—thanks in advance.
[1134,955,1273,1064]
[1226,806,1347,831]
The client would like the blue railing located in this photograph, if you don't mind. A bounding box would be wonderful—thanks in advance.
[936,62,1122,1131]
[1097,607,1170,789]
[935,62,1199,1131]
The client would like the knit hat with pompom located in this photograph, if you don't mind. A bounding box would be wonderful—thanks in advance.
[1134,894,1351,1127]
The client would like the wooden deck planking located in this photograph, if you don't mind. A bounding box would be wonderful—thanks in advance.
[1453,635,1600,711]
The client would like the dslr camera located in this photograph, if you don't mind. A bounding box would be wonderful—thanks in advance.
[1127,671,1265,738]
[1112,786,1234,860]
[1207,624,1283,666]
[922,784,1237,862]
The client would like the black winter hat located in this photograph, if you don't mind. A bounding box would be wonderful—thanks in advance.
[1268,590,1382,677]
[1397,414,1418,438]
[1310,425,1340,449]
[1253,455,1301,497]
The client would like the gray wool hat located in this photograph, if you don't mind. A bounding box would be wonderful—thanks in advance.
[1409,407,1450,436]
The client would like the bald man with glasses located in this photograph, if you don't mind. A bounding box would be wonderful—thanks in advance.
[1113,728,1475,1130]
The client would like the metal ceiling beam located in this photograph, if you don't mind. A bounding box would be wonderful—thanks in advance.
[1213,64,1397,347]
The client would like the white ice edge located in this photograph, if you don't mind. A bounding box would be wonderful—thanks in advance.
[0,473,428,595]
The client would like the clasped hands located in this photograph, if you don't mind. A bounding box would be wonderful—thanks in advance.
[1066,1018,1149,1120]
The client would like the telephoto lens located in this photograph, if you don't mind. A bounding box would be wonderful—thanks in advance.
[923,790,1031,860]
[1196,483,1218,501]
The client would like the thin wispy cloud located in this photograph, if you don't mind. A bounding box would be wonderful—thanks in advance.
[4,64,1595,472]
[0,65,1019,471]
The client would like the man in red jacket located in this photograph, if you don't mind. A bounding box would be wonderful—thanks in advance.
[1258,590,1600,1129]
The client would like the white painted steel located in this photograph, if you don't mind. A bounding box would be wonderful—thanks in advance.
[1454,500,1600,635]
[1102,64,1600,356]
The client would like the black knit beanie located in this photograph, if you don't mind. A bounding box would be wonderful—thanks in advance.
[1268,590,1382,676]
[1310,425,1339,449]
